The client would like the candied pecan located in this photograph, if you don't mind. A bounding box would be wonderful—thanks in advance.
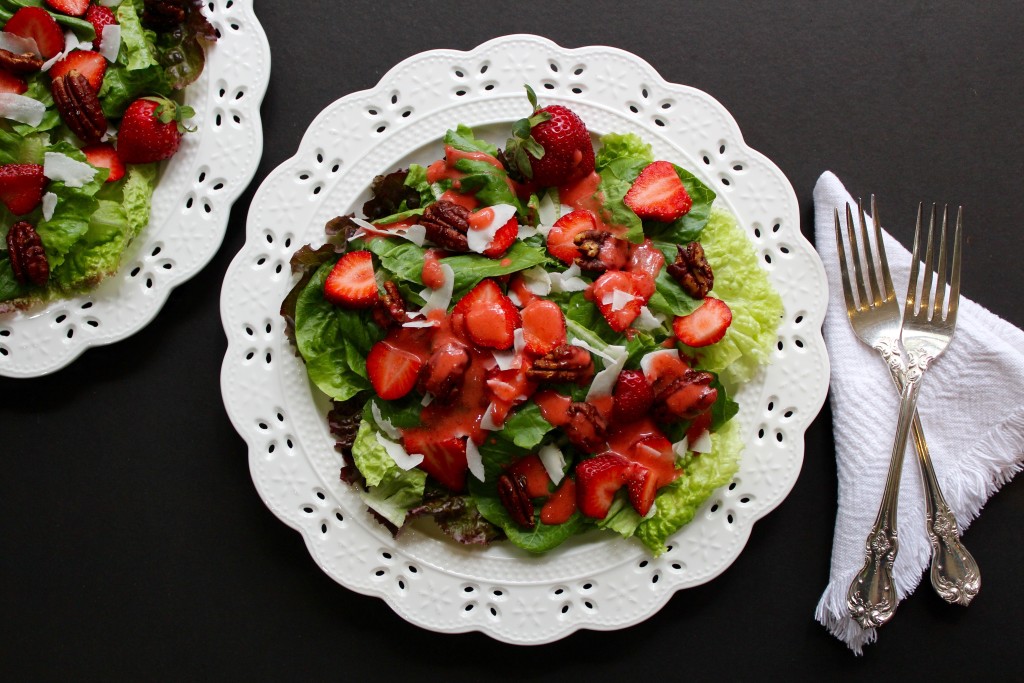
[0,49,43,75]
[564,402,608,453]
[417,341,470,403]
[653,369,718,422]
[372,281,407,328]
[497,472,535,528]
[573,229,611,271]
[51,72,107,144]
[142,0,188,30]
[6,221,49,287]
[667,242,714,298]
[420,200,470,252]
[525,344,594,384]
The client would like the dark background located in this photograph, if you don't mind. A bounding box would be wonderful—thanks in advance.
[3,1,1023,679]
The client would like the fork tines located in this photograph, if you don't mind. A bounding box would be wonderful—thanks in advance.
[834,195,894,313]
[907,203,963,323]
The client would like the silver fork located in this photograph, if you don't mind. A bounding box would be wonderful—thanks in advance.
[839,200,978,630]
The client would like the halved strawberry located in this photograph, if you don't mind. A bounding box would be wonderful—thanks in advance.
[521,299,566,356]
[85,4,117,48]
[323,250,379,308]
[452,278,520,350]
[507,454,551,498]
[545,209,595,265]
[627,238,665,299]
[592,270,642,332]
[612,369,654,423]
[49,50,107,92]
[540,477,577,525]
[485,365,536,405]
[4,7,65,60]
[575,453,631,519]
[0,70,27,95]
[626,465,658,517]
[81,143,124,182]
[0,163,46,215]
[45,0,90,17]
[507,272,538,307]
[623,160,692,222]
[402,430,468,492]
[366,340,423,401]
[672,297,732,347]
[482,216,518,258]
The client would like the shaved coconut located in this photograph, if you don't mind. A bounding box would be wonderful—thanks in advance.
[98,25,122,63]
[44,152,97,188]
[536,191,558,226]
[640,348,681,378]
[633,305,665,331]
[402,319,439,328]
[370,402,401,440]
[538,444,566,485]
[602,288,635,312]
[507,289,522,307]
[349,216,426,247]
[375,433,424,470]
[586,344,628,401]
[466,439,485,482]
[690,429,713,453]
[560,204,575,216]
[41,192,57,221]
[62,30,89,55]
[517,224,538,239]
[416,263,454,315]
[0,93,45,127]
[0,33,40,58]
[643,502,658,519]
[467,203,517,253]
[672,437,689,458]
[521,265,552,296]
[549,263,588,293]
[480,403,501,432]
[569,336,615,363]
[492,348,515,371]
[420,393,434,407]
[513,327,526,356]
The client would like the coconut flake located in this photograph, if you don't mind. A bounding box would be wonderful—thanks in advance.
[480,403,501,432]
[416,263,454,315]
[0,33,41,58]
[370,402,401,440]
[549,263,588,293]
[0,93,45,127]
[602,288,636,312]
[44,152,97,188]
[41,192,58,221]
[467,203,517,254]
[586,345,628,401]
[420,393,434,407]
[537,191,558,227]
[538,444,566,485]
[672,437,689,458]
[402,319,439,329]
[492,348,515,371]
[349,216,426,247]
[643,502,658,519]
[516,224,538,240]
[640,348,681,379]
[521,265,552,296]
[98,25,122,63]
[690,429,713,453]
[569,337,614,363]
[633,305,665,331]
[512,328,526,357]
[375,433,424,470]
[466,439,485,482]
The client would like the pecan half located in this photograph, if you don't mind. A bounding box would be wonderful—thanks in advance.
[667,242,714,298]
[653,369,718,422]
[51,72,107,144]
[573,229,611,271]
[525,344,594,384]
[420,200,470,252]
[497,472,535,528]
[417,341,470,403]
[372,280,407,328]
[0,49,43,75]
[564,402,608,453]
[6,221,49,287]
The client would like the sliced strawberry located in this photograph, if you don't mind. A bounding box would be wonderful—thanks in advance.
[45,0,90,17]
[485,365,536,404]
[672,297,732,347]
[507,272,538,307]
[81,143,124,182]
[626,465,658,517]
[85,4,117,48]
[612,369,654,423]
[452,278,520,350]
[624,160,692,222]
[540,477,577,525]
[507,454,551,498]
[521,299,566,356]
[575,453,631,519]
[0,163,45,215]
[627,238,665,299]
[481,216,518,258]
[49,50,107,91]
[402,430,468,492]
[4,7,65,60]
[323,250,379,308]
[545,209,596,265]
[0,70,28,95]
[366,340,423,401]
[629,434,679,487]
[592,270,642,332]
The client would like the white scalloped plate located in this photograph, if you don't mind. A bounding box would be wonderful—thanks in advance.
[221,35,829,644]
[0,0,270,377]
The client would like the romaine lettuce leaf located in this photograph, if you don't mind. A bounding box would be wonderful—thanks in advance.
[359,465,427,528]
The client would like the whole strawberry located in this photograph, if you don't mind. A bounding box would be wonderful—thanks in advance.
[504,85,595,187]
[116,96,195,164]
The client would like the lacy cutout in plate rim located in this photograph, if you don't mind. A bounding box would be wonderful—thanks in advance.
[221,34,830,644]
[0,0,270,377]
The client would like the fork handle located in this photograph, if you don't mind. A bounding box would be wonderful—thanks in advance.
[882,356,981,605]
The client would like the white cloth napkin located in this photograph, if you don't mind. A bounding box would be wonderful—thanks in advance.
[813,171,1024,654]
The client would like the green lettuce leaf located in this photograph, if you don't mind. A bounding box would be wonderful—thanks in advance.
[359,465,428,528]
[594,132,654,171]
[443,242,548,299]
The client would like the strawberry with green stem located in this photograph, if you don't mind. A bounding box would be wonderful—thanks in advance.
[504,85,595,187]
[116,96,196,164]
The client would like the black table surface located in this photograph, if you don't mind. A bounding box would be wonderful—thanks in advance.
[3,1,1023,679]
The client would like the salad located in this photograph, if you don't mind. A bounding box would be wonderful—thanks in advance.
[0,0,215,311]
[283,86,783,556]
